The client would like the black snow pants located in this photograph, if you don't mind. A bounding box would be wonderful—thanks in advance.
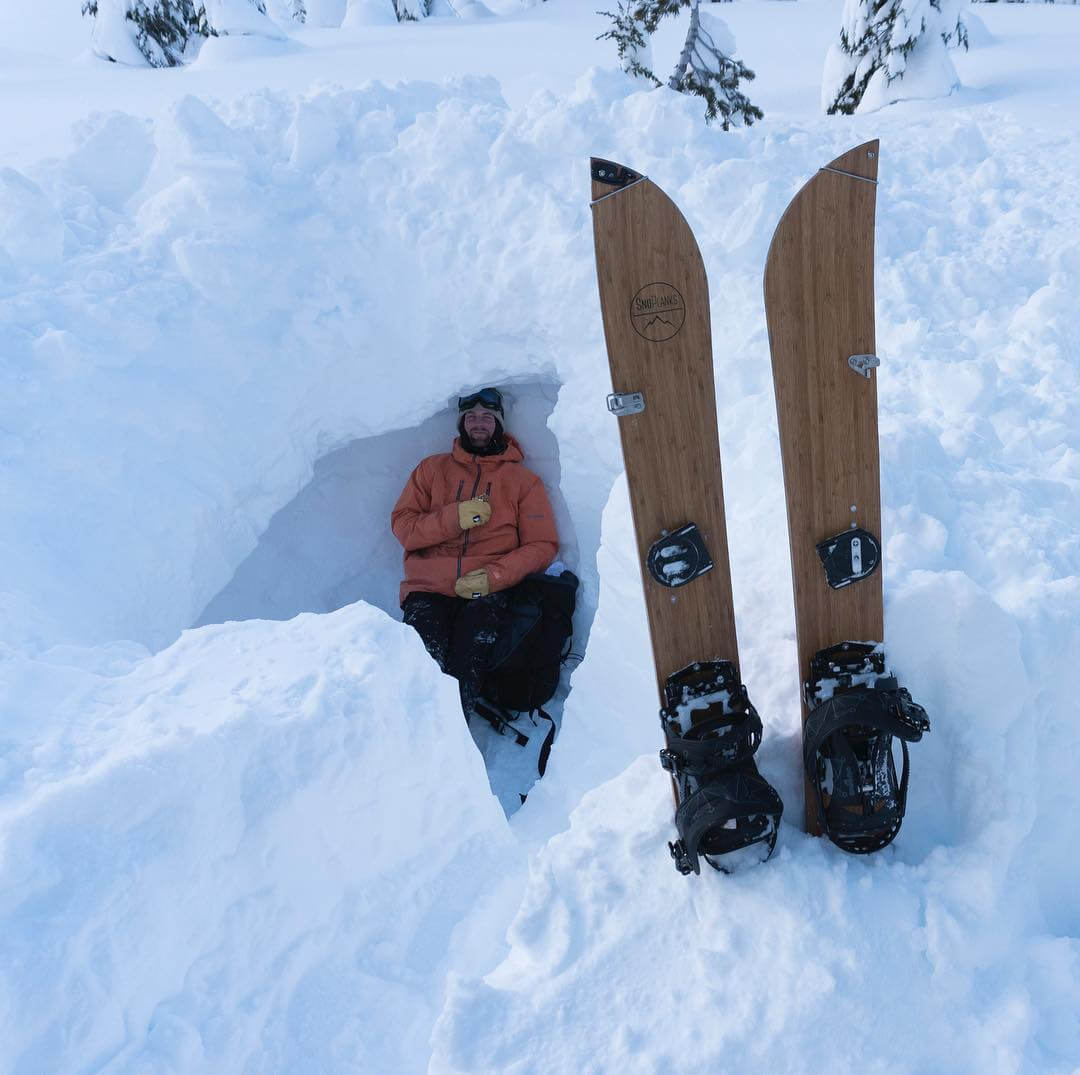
[401,590,513,715]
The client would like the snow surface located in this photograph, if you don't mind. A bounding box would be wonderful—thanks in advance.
[2,1,1079,1071]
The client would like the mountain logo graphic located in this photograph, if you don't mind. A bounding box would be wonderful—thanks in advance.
[629,282,685,341]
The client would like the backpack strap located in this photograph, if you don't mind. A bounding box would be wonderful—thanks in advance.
[473,700,557,781]
[473,700,529,747]
[535,708,556,778]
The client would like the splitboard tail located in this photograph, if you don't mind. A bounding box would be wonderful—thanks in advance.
[589,157,783,875]
[764,142,930,852]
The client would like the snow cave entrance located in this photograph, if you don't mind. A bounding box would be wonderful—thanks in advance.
[195,380,580,814]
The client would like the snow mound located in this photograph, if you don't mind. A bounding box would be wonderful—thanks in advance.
[0,603,520,1073]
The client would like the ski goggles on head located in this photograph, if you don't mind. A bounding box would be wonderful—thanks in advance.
[457,387,503,414]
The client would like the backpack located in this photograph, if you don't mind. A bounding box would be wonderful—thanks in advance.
[474,569,579,781]
[481,569,579,714]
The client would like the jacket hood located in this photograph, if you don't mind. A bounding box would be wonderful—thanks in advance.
[451,433,525,465]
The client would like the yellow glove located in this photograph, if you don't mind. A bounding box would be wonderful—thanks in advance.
[455,569,490,600]
[458,497,492,530]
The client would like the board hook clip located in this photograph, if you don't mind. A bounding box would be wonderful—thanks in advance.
[607,391,646,417]
[848,354,880,379]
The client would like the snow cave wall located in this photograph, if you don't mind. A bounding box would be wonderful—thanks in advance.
[195,380,577,629]
[1,78,640,660]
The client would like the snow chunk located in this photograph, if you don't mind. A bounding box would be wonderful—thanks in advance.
[0,168,64,274]
[64,112,157,210]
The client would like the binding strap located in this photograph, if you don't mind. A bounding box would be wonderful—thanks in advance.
[803,685,930,854]
[659,708,763,774]
[667,759,783,875]
[658,663,783,876]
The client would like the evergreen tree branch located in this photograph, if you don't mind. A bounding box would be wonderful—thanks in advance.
[669,2,763,128]
[596,1,662,86]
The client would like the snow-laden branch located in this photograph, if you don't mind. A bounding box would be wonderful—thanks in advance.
[668,3,763,129]
[597,0,762,127]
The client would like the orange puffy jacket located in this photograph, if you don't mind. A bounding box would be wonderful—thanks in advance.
[391,434,559,605]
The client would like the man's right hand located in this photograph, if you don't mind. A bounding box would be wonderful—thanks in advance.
[458,498,492,530]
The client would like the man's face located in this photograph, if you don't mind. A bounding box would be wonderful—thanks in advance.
[462,404,498,447]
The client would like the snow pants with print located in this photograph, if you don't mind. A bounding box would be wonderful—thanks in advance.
[401,590,512,715]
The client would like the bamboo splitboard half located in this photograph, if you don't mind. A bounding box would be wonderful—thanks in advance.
[763,141,884,833]
[590,159,739,698]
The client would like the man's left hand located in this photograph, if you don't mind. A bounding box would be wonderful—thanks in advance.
[455,569,490,600]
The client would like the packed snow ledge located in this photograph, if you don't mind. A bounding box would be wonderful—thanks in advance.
[2,11,1080,1073]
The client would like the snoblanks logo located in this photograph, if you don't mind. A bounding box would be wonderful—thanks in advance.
[630,282,685,342]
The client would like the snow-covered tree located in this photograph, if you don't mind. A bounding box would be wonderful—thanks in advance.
[823,0,969,115]
[202,0,282,35]
[594,1,658,85]
[391,0,495,17]
[81,0,215,66]
[82,0,284,66]
[597,0,762,128]
[344,0,498,23]
[266,0,307,22]
[937,0,968,47]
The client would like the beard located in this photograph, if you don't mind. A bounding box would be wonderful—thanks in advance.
[459,417,507,456]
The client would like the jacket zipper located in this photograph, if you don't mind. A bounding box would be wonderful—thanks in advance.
[458,461,483,579]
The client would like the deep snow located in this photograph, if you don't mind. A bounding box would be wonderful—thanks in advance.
[1,2,1079,1072]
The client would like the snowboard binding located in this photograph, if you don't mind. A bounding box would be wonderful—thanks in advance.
[803,643,930,854]
[659,661,784,875]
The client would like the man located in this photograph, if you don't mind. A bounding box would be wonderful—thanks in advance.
[391,387,559,715]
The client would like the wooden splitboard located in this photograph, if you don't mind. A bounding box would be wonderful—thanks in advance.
[589,160,739,701]
[763,141,884,834]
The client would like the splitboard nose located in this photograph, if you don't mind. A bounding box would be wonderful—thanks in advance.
[589,157,784,875]
[764,141,931,850]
